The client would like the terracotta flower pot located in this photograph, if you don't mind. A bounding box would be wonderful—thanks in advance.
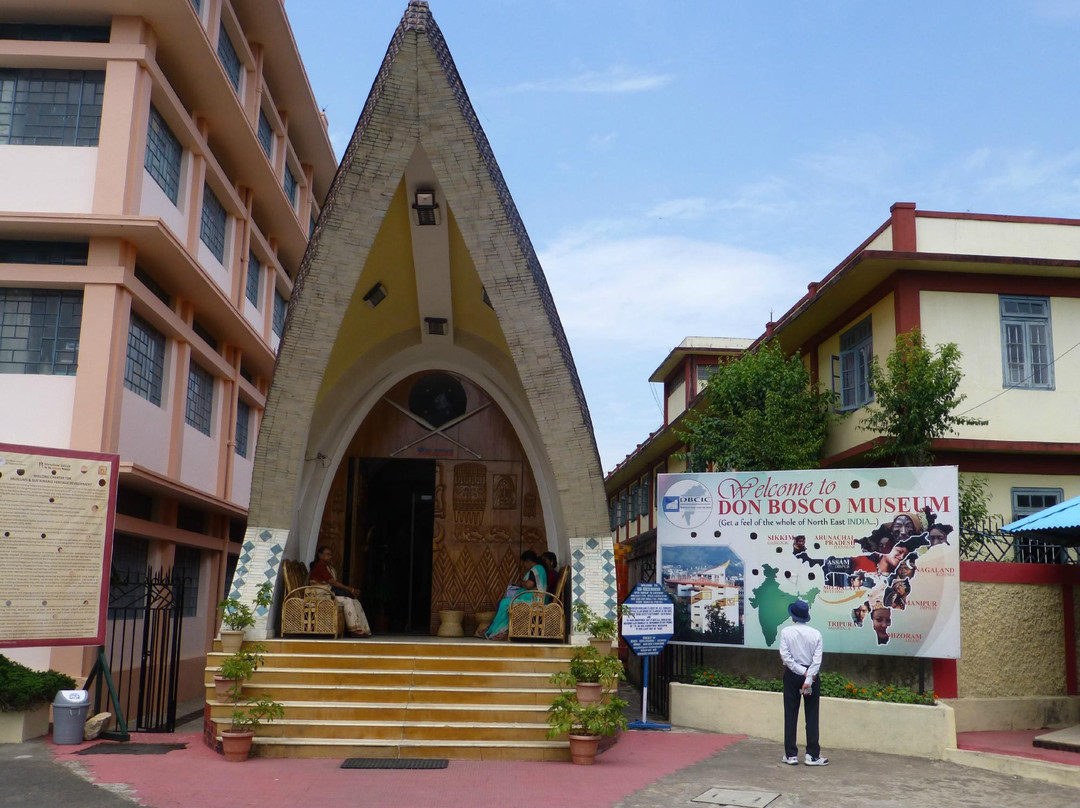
[568,733,600,765]
[575,682,603,705]
[213,676,242,701]
[588,638,613,655]
[219,630,245,653]
[220,729,255,762]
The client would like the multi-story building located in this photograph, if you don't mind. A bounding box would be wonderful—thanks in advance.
[0,1,335,702]
[608,202,1080,714]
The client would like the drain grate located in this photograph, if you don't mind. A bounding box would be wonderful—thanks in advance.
[341,758,448,770]
[77,743,187,756]
[691,788,780,807]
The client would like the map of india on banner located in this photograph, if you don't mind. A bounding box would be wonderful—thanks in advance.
[657,467,960,658]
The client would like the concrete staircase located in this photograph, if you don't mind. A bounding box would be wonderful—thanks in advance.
[204,638,575,760]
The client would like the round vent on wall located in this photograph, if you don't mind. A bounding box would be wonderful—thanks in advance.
[408,373,467,427]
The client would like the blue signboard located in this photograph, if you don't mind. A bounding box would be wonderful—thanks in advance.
[622,582,674,657]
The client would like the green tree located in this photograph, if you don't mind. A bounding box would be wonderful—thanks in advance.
[679,342,836,471]
[705,603,743,644]
[861,328,986,466]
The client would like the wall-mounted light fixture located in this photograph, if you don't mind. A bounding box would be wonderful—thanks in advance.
[363,282,387,307]
[412,190,440,226]
[424,316,448,336]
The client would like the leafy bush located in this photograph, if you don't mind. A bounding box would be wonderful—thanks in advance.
[690,667,936,706]
[0,655,76,712]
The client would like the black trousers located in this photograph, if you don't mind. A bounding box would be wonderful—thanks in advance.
[783,668,820,758]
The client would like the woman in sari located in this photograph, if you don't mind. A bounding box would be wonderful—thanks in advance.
[309,546,372,637]
[482,550,547,640]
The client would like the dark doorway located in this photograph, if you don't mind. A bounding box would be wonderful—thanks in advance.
[352,458,436,633]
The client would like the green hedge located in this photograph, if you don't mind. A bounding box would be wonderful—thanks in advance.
[690,667,936,706]
[0,654,77,712]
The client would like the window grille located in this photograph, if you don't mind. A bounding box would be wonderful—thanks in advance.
[144,105,182,204]
[0,68,105,146]
[217,25,241,91]
[235,399,250,458]
[0,288,82,375]
[199,184,227,263]
[185,362,214,435]
[245,252,261,306]
[124,313,165,404]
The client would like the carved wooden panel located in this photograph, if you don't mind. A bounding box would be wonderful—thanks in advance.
[492,474,517,509]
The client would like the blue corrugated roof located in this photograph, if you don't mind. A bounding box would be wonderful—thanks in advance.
[1002,495,1080,535]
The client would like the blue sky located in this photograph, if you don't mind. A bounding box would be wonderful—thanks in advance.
[288,1,1080,472]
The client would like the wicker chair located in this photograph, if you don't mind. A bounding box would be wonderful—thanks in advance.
[507,565,569,641]
[280,559,345,637]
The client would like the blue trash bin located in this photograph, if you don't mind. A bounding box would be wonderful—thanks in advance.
[52,690,90,744]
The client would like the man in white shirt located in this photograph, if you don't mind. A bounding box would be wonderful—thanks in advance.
[778,599,828,766]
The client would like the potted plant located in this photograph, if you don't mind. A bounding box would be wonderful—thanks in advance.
[218,581,273,653]
[549,645,626,704]
[572,602,630,655]
[220,695,285,762]
[546,692,628,765]
[0,655,76,743]
[213,644,265,701]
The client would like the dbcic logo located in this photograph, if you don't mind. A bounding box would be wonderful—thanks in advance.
[661,478,713,530]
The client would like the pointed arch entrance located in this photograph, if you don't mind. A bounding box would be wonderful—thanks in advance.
[312,369,549,635]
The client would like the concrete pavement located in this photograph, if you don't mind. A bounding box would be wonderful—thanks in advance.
[1,725,1076,808]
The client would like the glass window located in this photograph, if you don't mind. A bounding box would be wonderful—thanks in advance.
[144,105,182,204]
[272,289,287,337]
[185,361,214,435]
[608,499,617,532]
[217,25,241,91]
[124,313,165,405]
[245,251,261,306]
[0,288,81,375]
[199,184,227,263]
[0,23,110,42]
[0,240,87,265]
[235,399,250,458]
[696,363,719,393]
[108,534,148,619]
[1001,296,1053,390]
[619,491,629,526]
[833,316,873,410]
[283,164,297,207]
[257,109,273,158]
[628,484,639,522]
[0,68,105,146]
[189,0,202,13]
[639,475,651,519]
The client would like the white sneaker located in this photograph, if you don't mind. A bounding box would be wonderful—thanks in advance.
[804,754,829,766]
[782,755,799,765]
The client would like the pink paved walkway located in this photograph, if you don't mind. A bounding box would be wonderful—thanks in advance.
[957,730,1080,767]
[53,731,744,808]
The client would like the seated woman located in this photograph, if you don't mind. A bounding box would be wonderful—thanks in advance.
[309,545,372,637]
[540,551,560,593]
[481,550,547,640]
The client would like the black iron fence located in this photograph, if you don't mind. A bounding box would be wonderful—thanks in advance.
[103,567,186,732]
[960,519,1079,564]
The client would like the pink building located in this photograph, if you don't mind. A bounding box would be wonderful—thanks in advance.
[0,1,335,705]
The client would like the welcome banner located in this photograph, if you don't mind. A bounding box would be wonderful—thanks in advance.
[656,467,960,658]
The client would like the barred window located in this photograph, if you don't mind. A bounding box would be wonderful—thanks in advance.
[0,240,87,265]
[245,251,261,306]
[832,316,873,411]
[108,534,148,620]
[257,109,272,158]
[199,184,227,263]
[284,164,297,207]
[173,545,201,618]
[272,289,286,337]
[0,24,110,42]
[124,313,165,405]
[185,361,214,435]
[192,319,218,352]
[0,288,82,375]
[217,25,241,91]
[0,68,105,146]
[134,266,171,306]
[235,399,250,458]
[144,105,182,204]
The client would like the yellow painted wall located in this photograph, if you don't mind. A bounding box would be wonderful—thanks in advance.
[975,472,1080,528]
[318,181,419,402]
[819,294,896,457]
[958,581,1066,697]
[920,291,1080,444]
[447,207,511,358]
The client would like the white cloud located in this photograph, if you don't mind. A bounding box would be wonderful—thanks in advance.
[498,66,672,95]
[646,197,709,220]
[589,132,618,149]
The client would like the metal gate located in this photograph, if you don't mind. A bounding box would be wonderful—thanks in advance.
[104,567,186,732]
